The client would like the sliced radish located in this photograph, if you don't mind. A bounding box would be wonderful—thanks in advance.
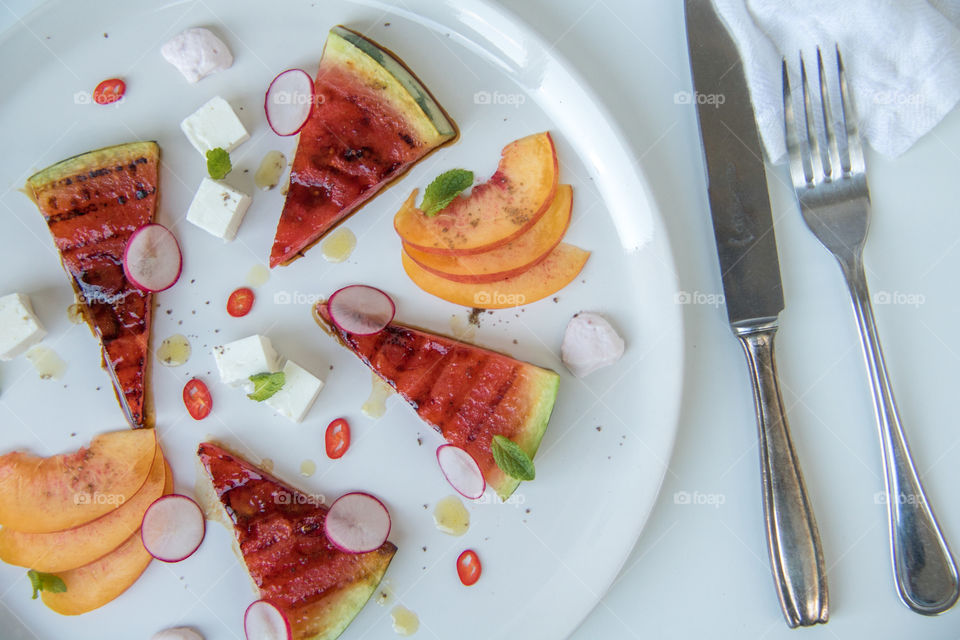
[244,600,291,640]
[265,68,314,136]
[324,492,391,554]
[123,223,182,292]
[327,285,395,335]
[141,494,205,562]
[436,444,485,500]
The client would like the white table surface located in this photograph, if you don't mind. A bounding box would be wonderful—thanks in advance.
[2,1,959,639]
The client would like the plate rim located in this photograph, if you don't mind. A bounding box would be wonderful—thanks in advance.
[0,1,686,638]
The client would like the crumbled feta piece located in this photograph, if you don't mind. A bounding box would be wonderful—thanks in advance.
[212,335,281,387]
[161,27,233,84]
[186,177,251,241]
[151,627,204,640]
[0,293,46,361]
[561,312,625,377]
[266,360,324,423]
[180,96,249,155]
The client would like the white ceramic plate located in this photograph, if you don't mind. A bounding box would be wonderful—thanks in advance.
[0,1,683,638]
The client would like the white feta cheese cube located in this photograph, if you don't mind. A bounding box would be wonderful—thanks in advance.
[180,96,249,155]
[0,293,47,361]
[265,360,324,423]
[161,27,233,84]
[186,177,251,241]
[212,335,281,387]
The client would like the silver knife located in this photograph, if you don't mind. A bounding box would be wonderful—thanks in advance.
[684,0,829,627]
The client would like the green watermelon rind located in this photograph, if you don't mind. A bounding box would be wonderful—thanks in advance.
[327,26,457,144]
[302,550,395,640]
[26,141,159,194]
[196,444,396,640]
[487,365,560,501]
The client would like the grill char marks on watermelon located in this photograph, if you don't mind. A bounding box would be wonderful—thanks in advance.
[314,303,559,500]
[196,442,396,640]
[270,25,458,268]
[27,142,159,428]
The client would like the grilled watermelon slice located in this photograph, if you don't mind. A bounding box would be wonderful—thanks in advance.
[270,25,458,268]
[26,141,159,428]
[197,442,396,640]
[315,303,559,500]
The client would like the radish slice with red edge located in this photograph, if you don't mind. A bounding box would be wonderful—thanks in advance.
[436,444,485,500]
[141,494,205,562]
[123,223,182,292]
[323,492,391,554]
[265,68,314,136]
[327,285,395,335]
[244,600,291,640]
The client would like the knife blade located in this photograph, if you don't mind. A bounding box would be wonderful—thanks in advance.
[684,0,829,627]
[685,1,782,328]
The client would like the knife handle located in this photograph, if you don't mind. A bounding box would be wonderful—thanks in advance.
[736,323,829,627]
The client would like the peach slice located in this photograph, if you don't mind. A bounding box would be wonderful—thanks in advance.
[402,242,590,309]
[40,529,153,615]
[38,463,170,616]
[395,132,558,255]
[0,444,166,572]
[0,428,156,533]
[163,458,173,494]
[404,184,573,283]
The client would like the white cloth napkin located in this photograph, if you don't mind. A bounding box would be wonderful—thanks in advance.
[712,0,960,161]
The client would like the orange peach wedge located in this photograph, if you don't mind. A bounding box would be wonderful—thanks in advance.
[402,243,589,309]
[40,529,154,615]
[404,184,573,283]
[0,444,166,572]
[0,429,156,533]
[395,132,558,254]
[38,460,171,615]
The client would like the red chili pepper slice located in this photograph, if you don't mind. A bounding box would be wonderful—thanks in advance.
[325,418,351,459]
[183,378,212,420]
[457,549,482,586]
[227,287,255,317]
[93,78,126,105]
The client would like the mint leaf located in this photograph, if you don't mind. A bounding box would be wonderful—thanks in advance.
[420,169,473,217]
[27,570,66,600]
[27,571,40,599]
[491,435,535,481]
[206,147,232,180]
[247,371,285,401]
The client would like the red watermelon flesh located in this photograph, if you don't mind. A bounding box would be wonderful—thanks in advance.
[197,442,395,640]
[315,302,559,500]
[270,26,457,268]
[27,142,158,428]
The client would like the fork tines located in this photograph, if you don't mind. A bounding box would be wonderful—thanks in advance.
[782,46,864,190]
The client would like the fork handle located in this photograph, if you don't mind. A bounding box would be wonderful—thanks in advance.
[736,323,829,627]
[840,259,960,614]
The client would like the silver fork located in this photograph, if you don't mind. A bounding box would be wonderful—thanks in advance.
[782,46,959,615]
